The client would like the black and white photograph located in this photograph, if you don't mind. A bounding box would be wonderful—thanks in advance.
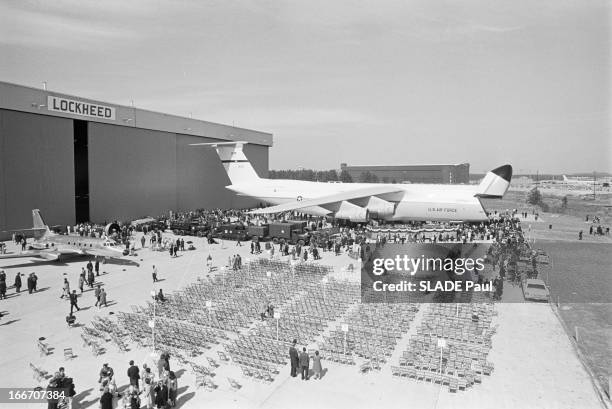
[0,1,609,408]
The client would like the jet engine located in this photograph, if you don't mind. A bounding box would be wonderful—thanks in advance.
[364,196,395,218]
[334,201,368,222]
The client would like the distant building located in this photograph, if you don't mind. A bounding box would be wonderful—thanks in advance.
[340,163,469,184]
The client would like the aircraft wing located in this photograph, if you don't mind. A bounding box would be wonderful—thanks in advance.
[56,248,85,256]
[84,248,117,258]
[0,250,60,261]
[248,185,403,214]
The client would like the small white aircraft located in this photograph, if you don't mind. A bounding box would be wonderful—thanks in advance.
[192,142,512,222]
[0,210,126,261]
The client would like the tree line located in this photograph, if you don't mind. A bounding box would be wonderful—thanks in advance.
[268,169,400,184]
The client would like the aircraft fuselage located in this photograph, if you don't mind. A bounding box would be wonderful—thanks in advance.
[227,179,488,222]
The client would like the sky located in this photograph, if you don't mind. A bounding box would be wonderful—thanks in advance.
[0,0,609,174]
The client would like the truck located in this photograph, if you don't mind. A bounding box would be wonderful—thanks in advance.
[267,222,309,244]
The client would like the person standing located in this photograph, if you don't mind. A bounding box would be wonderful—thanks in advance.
[99,387,113,409]
[312,351,323,379]
[167,371,178,407]
[127,360,140,390]
[27,273,34,294]
[142,378,154,409]
[0,277,6,300]
[141,235,146,249]
[299,347,310,380]
[95,260,100,276]
[157,354,166,379]
[289,340,299,377]
[94,284,101,306]
[14,273,21,293]
[153,380,168,409]
[152,266,158,283]
[78,274,85,294]
[87,269,94,289]
[98,288,107,308]
[60,278,70,299]
[69,290,80,313]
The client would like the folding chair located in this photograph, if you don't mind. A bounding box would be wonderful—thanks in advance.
[195,373,206,389]
[63,348,74,360]
[227,377,241,390]
[38,340,49,357]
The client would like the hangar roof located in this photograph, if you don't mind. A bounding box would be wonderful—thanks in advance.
[0,81,273,147]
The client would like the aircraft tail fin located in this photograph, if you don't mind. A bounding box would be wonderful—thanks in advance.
[32,209,46,229]
[32,209,51,237]
[476,165,512,198]
[190,141,260,184]
[562,175,569,182]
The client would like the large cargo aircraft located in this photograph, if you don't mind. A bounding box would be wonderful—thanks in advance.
[192,142,512,222]
[0,210,126,261]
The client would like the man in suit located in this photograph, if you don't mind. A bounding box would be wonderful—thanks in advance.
[299,347,310,380]
[69,290,80,314]
[289,339,299,377]
[127,360,140,390]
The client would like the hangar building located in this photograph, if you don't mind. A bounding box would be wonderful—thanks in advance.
[0,81,272,236]
[340,163,469,184]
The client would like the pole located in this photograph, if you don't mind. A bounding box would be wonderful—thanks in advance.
[276,319,279,341]
[152,299,156,352]
[344,332,346,356]
[439,347,443,375]
[575,326,579,342]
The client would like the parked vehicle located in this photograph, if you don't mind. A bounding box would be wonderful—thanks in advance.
[522,278,550,301]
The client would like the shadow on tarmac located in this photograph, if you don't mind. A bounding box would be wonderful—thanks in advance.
[0,254,140,269]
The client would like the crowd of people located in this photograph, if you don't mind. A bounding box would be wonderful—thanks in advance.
[0,270,38,300]
[83,352,178,409]
[2,203,606,409]
[94,353,179,409]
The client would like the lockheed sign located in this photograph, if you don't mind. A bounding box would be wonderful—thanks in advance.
[47,96,115,120]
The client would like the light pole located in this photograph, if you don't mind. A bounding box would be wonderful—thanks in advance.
[321,277,328,301]
[206,300,213,325]
[149,290,156,353]
[437,338,447,375]
[275,309,281,341]
[341,324,349,356]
